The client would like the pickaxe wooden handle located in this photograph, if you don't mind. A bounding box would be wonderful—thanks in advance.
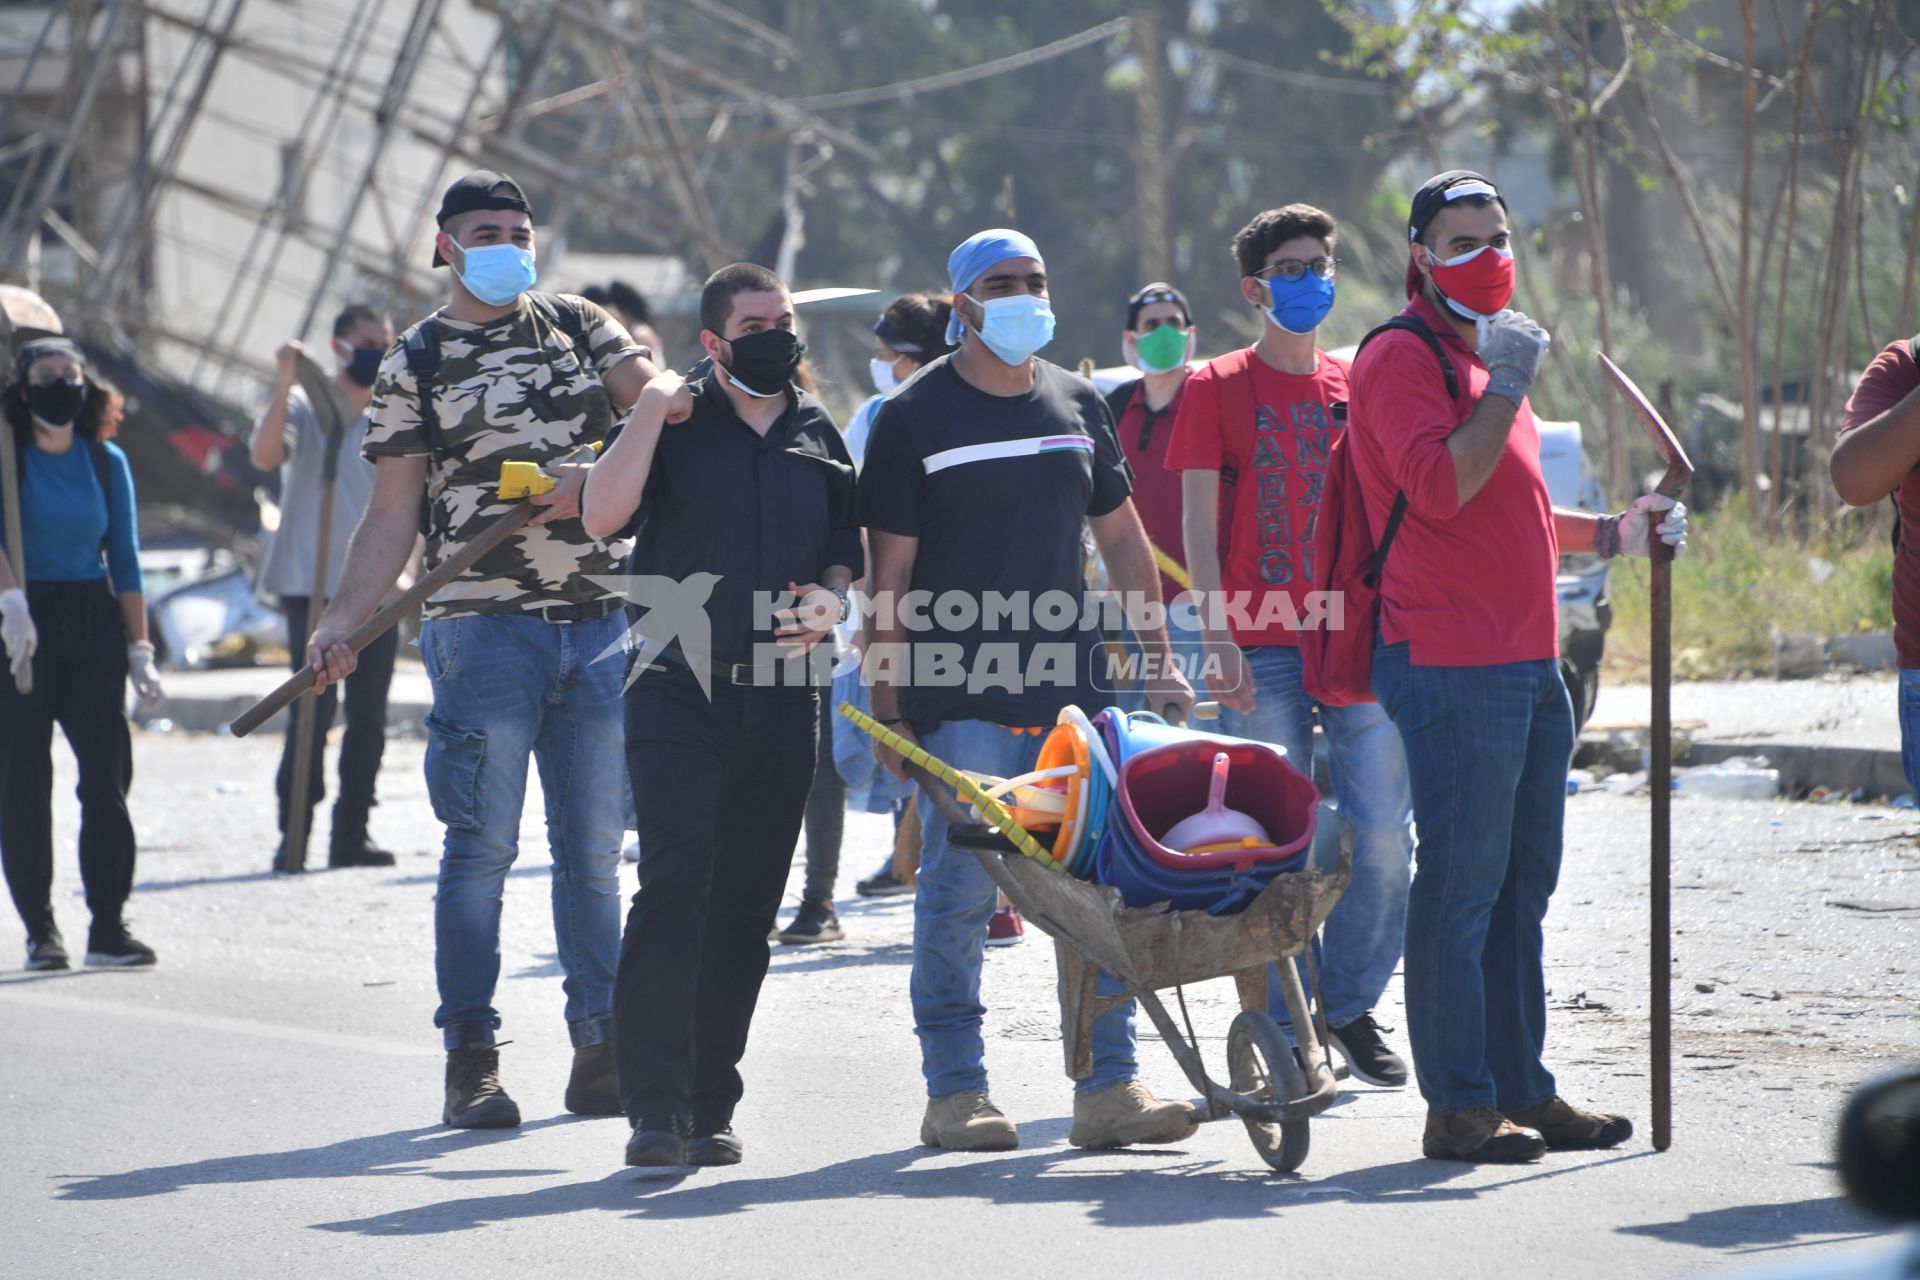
[230,445,593,739]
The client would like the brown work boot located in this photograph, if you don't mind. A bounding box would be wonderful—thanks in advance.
[1069,1080,1199,1149]
[563,1042,621,1116]
[1503,1096,1633,1150]
[921,1091,1019,1151]
[443,1043,521,1129]
[1422,1106,1547,1162]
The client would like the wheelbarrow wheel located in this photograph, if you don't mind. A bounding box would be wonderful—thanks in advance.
[1226,1009,1311,1173]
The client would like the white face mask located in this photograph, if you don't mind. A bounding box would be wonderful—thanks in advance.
[869,357,901,395]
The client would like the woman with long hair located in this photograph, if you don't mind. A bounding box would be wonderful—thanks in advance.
[0,337,163,970]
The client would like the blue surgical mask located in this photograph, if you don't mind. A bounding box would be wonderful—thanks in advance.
[964,292,1055,365]
[454,241,538,307]
[1267,273,1336,335]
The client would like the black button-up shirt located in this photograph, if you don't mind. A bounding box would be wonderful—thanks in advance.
[616,376,862,664]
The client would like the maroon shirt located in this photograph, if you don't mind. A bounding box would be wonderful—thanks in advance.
[1842,340,1920,668]
[1107,376,1191,605]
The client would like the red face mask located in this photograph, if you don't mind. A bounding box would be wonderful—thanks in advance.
[1425,245,1515,320]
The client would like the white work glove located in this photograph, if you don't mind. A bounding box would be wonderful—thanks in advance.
[1599,493,1688,559]
[127,640,165,708]
[1476,309,1551,405]
[1,587,35,681]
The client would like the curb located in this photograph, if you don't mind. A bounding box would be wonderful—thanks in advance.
[1683,741,1907,801]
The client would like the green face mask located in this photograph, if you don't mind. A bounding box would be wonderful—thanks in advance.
[1134,323,1189,373]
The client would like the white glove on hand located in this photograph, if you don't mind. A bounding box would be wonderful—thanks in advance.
[128,640,165,708]
[1605,493,1688,559]
[1476,309,1552,405]
[1,587,36,680]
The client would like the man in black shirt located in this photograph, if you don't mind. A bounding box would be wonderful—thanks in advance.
[860,228,1196,1152]
[583,263,860,1168]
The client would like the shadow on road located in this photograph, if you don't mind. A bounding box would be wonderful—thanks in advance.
[767,942,914,975]
[52,1120,584,1202]
[306,1136,1654,1236]
[1617,1196,1885,1255]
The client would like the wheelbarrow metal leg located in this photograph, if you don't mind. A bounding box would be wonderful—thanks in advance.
[1275,954,1336,1098]
[1056,938,1099,1083]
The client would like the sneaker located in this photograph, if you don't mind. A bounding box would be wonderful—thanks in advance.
[687,1126,744,1167]
[921,1091,1020,1151]
[1503,1096,1633,1150]
[626,1114,688,1167]
[985,906,1024,947]
[1326,1013,1409,1088]
[25,928,70,972]
[563,1042,622,1116]
[778,898,844,945]
[1069,1080,1199,1149]
[84,921,157,967]
[1422,1106,1547,1163]
[856,864,912,897]
[443,1043,521,1128]
[328,841,397,869]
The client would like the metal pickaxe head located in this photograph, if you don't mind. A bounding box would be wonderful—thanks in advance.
[1598,352,1694,498]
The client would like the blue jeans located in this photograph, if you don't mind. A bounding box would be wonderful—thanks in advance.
[1371,642,1571,1113]
[1900,669,1920,801]
[420,612,627,1051]
[1218,645,1413,1034]
[913,718,1138,1098]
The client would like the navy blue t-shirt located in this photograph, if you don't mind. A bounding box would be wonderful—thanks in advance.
[856,355,1132,732]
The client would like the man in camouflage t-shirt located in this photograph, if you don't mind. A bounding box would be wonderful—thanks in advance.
[308,171,662,1130]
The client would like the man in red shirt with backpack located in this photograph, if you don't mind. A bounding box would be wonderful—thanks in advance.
[1347,170,1685,1162]
[1166,204,1414,1089]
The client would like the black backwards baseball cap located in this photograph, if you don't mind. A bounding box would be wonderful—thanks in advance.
[872,312,923,354]
[1127,281,1191,329]
[1404,170,1507,295]
[431,170,533,268]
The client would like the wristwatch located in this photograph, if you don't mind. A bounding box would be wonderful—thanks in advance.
[832,586,851,624]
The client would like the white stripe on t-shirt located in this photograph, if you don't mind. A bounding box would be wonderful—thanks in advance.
[921,434,1094,476]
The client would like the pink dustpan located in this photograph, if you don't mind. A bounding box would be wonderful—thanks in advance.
[1160,752,1271,856]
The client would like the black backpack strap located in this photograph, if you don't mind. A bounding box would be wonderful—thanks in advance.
[1364,492,1409,589]
[1356,314,1460,402]
[1101,378,1151,451]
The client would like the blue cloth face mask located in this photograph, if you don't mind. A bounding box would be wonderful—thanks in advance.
[1266,273,1336,335]
[964,292,1056,365]
[454,241,538,307]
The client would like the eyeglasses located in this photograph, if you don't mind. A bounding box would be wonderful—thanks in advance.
[1256,256,1338,282]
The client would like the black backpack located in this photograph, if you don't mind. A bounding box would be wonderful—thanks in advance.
[398,292,598,536]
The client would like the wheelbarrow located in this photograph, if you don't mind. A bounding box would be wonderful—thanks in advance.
[931,778,1352,1173]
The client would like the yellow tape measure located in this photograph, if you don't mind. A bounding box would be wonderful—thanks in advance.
[838,702,1063,873]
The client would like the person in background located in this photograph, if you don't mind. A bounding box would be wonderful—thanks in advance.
[1102,282,1202,706]
[1165,205,1415,1089]
[582,280,666,364]
[846,295,953,902]
[250,304,405,870]
[1831,333,1920,805]
[0,338,164,970]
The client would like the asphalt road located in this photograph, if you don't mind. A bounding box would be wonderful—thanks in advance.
[2,731,1916,1279]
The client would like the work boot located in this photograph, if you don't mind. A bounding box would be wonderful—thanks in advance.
[1068,1080,1199,1149]
[1325,1013,1409,1088]
[778,898,844,945]
[329,840,398,869]
[443,1043,521,1128]
[1503,1096,1634,1150]
[563,1042,622,1116]
[625,1114,688,1167]
[1423,1107,1547,1163]
[84,920,157,968]
[921,1091,1019,1151]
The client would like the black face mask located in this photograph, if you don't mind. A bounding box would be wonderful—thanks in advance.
[26,379,85,428]
[720,328,805,398]
[344,345,383,388]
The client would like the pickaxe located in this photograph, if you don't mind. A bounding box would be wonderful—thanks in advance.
[231,444,594,740]
[1598,351,1694,1154]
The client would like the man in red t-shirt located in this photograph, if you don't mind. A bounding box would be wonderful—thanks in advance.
[1102,281,1202,697]
[1833,339,1920,800]
[1165,204,1414,1092]
[1351,170,1686,1164]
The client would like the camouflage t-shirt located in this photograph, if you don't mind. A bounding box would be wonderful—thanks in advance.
[362,293,639,619]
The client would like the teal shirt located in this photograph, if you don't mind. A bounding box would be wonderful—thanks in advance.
[0,438,143,592]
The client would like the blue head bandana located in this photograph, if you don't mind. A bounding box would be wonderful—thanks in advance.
[945,228,1045,345]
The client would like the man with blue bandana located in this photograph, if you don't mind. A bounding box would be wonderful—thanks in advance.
[859,228,1197,1152]
[1166,203,1416,1090]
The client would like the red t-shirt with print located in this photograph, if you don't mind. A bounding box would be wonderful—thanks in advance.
[1164,348,1350,647]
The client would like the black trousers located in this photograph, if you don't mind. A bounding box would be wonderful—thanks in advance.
[799,695,844,903]
[0,580,135,934]
[274,595,399,847]
[614,663,818,1125]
